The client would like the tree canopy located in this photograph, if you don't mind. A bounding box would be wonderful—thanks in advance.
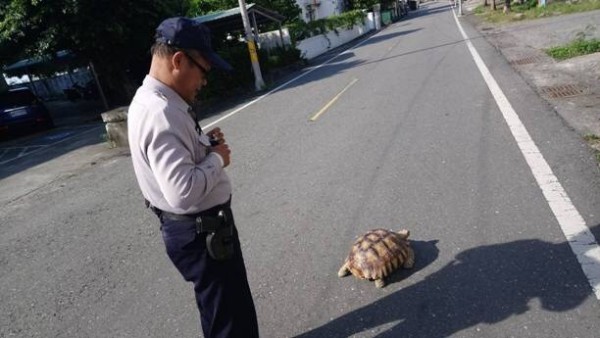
[0,0,300,105]
[346,0,397,10]
[187,0,301,22]
[0,0,184,103]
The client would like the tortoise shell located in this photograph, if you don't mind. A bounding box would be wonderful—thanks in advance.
[338,228,414,288]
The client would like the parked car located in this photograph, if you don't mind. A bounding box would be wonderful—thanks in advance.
[0,87,54,139]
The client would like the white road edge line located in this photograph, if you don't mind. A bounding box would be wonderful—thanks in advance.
[453,10,600,299]
[202,31,380,130]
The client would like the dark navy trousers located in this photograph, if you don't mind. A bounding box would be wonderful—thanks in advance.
[160,212,259,338]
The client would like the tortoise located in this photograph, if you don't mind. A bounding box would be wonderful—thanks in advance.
[338,228,415,288]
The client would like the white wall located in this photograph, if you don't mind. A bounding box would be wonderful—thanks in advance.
[5,69,93,99]
[296,14,374,60]
[258,28,292,50]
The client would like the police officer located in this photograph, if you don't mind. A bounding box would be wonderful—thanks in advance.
[127,17,259,338]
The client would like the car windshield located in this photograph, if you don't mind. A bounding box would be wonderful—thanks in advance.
[0,89,37,109]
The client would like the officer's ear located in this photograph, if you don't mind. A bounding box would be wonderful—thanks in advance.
[171,51,186,72]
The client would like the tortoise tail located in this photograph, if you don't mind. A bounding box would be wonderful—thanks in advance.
[338,261,350,277]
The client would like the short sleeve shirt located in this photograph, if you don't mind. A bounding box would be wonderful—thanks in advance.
[128,75,232,214]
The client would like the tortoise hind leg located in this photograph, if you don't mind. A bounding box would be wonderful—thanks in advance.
[337,261,350,277]
[375,278,386,288]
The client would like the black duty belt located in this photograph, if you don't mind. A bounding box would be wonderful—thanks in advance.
[145,199,233,233]
[145,199,235,261]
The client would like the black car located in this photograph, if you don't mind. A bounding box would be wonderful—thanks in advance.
[0,87,54,139]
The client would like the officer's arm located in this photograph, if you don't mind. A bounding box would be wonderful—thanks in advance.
[146,124,224,211]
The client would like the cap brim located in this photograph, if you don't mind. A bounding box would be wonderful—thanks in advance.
[204,51,233,72]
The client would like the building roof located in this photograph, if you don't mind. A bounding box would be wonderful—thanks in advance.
[2,50,89,77]
[193,4,286,34]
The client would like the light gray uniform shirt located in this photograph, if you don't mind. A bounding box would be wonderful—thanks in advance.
[128,75,231,214]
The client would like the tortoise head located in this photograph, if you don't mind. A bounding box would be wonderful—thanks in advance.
[396,229,410,239]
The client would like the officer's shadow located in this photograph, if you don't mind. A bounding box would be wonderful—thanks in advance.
[296,235,593,337]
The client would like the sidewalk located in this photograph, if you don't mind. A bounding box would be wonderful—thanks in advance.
[460,2,600,148]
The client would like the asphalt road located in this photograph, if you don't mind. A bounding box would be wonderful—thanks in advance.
[2,2,600,337]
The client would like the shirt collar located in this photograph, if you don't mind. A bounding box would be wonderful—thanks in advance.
[142,75,191,114]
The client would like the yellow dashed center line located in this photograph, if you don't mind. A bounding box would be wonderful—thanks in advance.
[309,78,359,122]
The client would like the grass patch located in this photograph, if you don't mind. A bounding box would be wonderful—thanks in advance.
[584,134,600,164]
[546,38,600,59]
[474,0,600,23]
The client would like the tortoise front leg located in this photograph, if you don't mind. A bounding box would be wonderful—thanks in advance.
[375,278,386,288]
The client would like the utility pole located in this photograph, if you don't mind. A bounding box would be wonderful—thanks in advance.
[0,73,7,92]
[238,0,265,91]
[458,0,463,16]
[89,61,109,110]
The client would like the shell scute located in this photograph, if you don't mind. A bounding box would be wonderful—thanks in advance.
[342,228,414,286]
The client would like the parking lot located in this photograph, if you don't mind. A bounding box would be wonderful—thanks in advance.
[0,124,102,166]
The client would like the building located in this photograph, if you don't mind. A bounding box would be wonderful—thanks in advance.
[298,0,345,21]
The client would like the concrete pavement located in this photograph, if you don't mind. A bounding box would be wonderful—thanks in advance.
[0,124,128,206]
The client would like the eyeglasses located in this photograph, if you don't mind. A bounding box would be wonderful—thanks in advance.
[183,52,210,75]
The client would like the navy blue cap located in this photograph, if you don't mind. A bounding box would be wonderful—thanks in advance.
[155,17,233,72]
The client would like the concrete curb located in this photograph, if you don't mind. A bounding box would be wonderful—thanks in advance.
[101,106,129,148]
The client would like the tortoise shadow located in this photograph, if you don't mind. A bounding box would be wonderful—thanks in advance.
[385,239,440,287]
[297,238,594,337]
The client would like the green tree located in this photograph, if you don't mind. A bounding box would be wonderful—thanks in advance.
[347,0,377,9]
[0,0,183,105]
[0,0,301,105]
[255,0,301,22]
[349,0,399,10]
[348,0,395,10]
[187,0,300,23]
[187,0,238,15]
[503,0,511,13]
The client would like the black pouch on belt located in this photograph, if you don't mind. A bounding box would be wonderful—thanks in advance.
[195,209,234,261]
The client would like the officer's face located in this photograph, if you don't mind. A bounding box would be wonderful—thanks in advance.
[180,51,211,103]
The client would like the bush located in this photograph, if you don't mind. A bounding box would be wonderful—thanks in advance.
[197,40,304,100]
[197,41,254,101]
[513,0,538,11]
[287,10,366,42]
[262,46,304,69]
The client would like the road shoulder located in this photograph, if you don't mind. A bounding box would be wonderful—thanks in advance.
[462,5,600,142]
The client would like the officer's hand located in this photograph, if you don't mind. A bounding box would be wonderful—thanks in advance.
[207,127,225,145]
[210,143,231,167]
